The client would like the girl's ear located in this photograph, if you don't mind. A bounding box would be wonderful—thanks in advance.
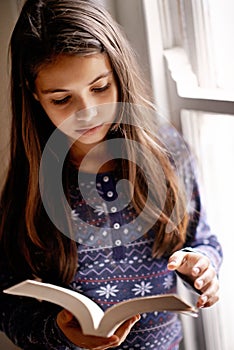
[26,80,39,101]
[33,92,39,101]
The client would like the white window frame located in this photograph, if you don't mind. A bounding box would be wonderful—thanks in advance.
[143,0,234,129]
[142,1,234,350]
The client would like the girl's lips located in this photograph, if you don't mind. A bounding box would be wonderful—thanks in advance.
[75,124,103,135]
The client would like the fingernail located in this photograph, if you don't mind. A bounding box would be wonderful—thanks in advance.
[134,315,141,323]
[168,259,177,266]
[195,279,203,289]
[193,267,200,276]
[201,295,208,304]
[62,310,70,321]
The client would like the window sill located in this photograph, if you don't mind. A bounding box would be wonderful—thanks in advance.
[164,47,234,103]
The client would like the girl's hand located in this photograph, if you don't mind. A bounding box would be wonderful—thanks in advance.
[57,309,140,349]
[167,250,219,308]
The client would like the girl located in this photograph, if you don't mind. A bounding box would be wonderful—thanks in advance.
[0,0,222,349]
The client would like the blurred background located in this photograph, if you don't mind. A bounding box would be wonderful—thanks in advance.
[0,0,234,349]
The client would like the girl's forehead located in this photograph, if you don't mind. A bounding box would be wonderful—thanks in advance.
[38,53,110,72]
[35,53,113,89]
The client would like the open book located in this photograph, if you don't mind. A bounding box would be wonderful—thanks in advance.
[4,279,198,337]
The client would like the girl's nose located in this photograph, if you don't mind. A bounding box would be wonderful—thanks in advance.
[75,96,97,121]
[75,106,98,122]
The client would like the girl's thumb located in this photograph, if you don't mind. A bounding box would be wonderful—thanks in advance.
[61,309,74,322]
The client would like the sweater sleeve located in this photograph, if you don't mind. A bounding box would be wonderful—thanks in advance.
[182,157,223,272]
[158,123,223,272]
[174,133,223,272]
[0,267,79,350]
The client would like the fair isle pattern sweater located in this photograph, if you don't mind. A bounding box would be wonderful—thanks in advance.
[0,128,223,350]
[69,169,182,350]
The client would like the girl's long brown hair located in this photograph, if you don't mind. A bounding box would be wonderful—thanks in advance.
[0,0,188,284]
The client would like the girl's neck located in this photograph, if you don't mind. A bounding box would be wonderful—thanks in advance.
[69,141,116,173]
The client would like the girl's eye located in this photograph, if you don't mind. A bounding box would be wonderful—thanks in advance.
[92,83,111,93]
[51,96,71,105]
[50,83,111,105]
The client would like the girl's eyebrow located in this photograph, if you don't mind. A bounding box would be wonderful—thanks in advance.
[88,70,112,85]
[41,71,112,94]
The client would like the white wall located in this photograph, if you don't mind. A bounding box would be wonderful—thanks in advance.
[103,0,172,127]
[0,0,16,190]
[0,2,22,349]
[101,0,152,84]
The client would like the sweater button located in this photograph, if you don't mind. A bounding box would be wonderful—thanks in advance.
[115,239,122,246]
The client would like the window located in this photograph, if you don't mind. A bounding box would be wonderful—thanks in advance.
[156,0,234,90]
[94,2,234,348]
[181,111,234,350]
[142,1,234,349]
[207,0,234,89]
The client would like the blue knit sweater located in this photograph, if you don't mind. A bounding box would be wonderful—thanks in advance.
[0,128,223,350]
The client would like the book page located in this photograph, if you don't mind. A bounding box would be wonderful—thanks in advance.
[4,280,104,335]
[4,280,198,337]
[98,294,198,336]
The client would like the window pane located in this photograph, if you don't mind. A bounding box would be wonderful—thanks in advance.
[181,110,234,350]
[207,0,234,89]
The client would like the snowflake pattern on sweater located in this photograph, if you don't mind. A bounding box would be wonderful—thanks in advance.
[0,127,223,350]
[66,159,222,350]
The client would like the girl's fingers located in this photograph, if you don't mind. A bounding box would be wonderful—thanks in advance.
[114,315,141,344]
[57,310,141,349]
[196,276,219,308]
[94,315,141,349]
[57,309,119,349]
[194,266,216,290]
[168,250,220,309]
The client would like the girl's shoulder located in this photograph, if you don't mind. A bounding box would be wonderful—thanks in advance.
[157,122,190,164]
[157,122,198,198]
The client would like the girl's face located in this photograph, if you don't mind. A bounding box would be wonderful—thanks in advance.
[34,53,118,145]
